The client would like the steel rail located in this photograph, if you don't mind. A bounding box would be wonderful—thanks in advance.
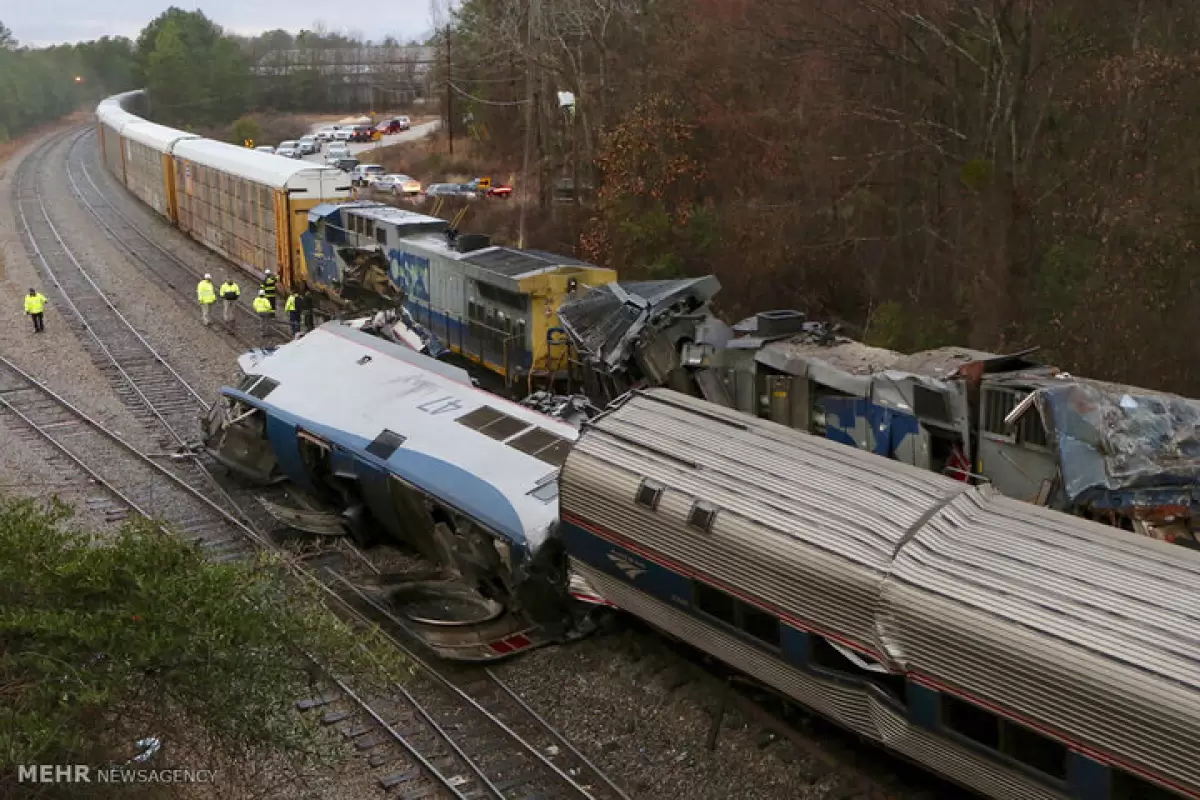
[324,569,613,800]
[18,133,269,529]
[0,352,270,549]
[0,358,465,800]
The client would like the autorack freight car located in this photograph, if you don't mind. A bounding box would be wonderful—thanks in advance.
[95,90,352,293]
[561,388,1200,800]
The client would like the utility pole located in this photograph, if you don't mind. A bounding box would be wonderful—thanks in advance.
[445,24,454,156]
[517,0,539,249]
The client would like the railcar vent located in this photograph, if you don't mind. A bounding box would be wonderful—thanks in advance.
[366,429,407,459]
[687,501,718,532]
[635,479,664,511]
[246,377,279,399]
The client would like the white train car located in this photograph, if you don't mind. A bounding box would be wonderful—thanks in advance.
[202,321,584,658]
[170,138,352,284]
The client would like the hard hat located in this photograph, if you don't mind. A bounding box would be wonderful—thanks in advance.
[258,289,265,295]
[204,273,211,279]
[264,269,272,275]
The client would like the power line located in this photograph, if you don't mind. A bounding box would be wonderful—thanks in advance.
[448,80,528,106]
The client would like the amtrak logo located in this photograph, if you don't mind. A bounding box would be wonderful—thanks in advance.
[607,551,646,580]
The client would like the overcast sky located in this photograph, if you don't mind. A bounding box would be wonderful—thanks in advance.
[7,0,438,47]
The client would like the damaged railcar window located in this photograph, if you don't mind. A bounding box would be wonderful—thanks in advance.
[366,429,407,460]
[508,428,571,467]
[236,374,279,400]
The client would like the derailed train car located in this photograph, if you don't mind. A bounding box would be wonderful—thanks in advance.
[204,325,1200,797]
[201,321,587,659]
[561,389,1200,800]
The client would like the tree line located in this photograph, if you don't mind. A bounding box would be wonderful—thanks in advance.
[0,9,430,140]
[442,0,1200,397]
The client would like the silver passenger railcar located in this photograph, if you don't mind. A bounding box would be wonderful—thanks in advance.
[560,388,1200,800]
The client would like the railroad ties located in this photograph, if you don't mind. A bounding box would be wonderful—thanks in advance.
[321,571,632,800]
[6,128,630,800]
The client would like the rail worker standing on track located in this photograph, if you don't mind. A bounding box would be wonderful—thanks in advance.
[284,292,300,337]
[219,276,241,325]
[261,269,278,312]
[197,273,216,326]
[253,289,273,340]
[296,286,315,333]
[24,288,47,333]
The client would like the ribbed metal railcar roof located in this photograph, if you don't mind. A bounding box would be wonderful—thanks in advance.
[883,491,1200,792]
[173,138,351,192]
[584,389,964,567]
[122,120,201,152]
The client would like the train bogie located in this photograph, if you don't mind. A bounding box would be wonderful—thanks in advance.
[561,388,1200,800]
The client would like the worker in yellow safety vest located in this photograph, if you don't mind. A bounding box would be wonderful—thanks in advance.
[284,293,300,337]
[261,270,278,311]
[253,290,273,340]
[219,277,241,325]
[24,288,47,333]
[197,273,217,326]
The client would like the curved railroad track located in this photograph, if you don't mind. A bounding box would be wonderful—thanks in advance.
[5,129,630,799]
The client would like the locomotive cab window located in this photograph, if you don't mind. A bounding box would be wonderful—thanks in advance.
[366,429,407,460]
[635,479,664,510]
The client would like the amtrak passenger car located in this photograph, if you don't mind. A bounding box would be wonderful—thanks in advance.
[301,202,617,387]
[561,389,1200,800]
[202,322,584,656]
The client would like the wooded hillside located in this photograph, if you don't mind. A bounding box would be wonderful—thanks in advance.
[445,0,1200,395]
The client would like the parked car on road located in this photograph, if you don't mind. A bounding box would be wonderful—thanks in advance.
[349,125,376,143]
[330,157,359,173]
[297,136,319,155]
[466,177,513,198]
[333,128,353,142]
[254,145,276,155]
[372,174,422,196]
[424,183,478,199]
[314,127,337,142]
[325,143,350,161]
[276,142,301,158]
[378,116,412,134]
[351,164,386,187]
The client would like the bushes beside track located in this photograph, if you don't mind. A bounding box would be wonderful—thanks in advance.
[0,496,407,795]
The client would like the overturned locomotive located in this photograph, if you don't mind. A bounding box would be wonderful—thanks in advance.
[201,320,596,659]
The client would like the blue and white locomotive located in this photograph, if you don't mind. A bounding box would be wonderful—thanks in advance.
[202,321,586,657]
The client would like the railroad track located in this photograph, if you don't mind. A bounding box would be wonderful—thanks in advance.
[6,130,629,799]
[64,129,292,346]
[16,135,211,454]
[322,570,631,800]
